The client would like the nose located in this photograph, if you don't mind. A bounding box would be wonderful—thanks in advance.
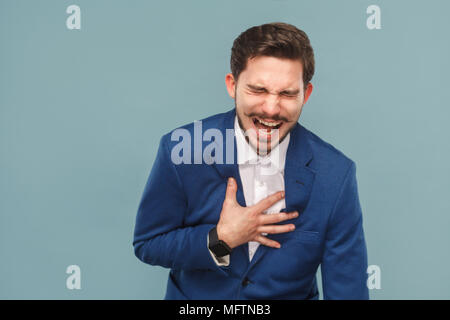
[261,93,281,118]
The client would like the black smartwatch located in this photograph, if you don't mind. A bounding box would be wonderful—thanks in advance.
[208,226,232,258]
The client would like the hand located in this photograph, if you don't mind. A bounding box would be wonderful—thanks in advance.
[216,177,299,250]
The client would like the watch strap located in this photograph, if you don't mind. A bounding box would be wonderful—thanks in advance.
[208,226,232,257]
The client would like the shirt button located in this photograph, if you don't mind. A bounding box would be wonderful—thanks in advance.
[242,277,251,286]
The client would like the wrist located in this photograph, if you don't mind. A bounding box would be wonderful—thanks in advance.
[216,224,234,249]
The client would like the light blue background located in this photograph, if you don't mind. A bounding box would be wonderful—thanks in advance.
[1,0,449,299]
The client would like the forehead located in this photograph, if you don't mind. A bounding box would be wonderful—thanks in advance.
[240,55,303,89]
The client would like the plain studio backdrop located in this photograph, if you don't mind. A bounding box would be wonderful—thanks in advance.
[1,0,449,299]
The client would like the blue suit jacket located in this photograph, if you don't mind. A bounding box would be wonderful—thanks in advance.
[133,108,369,300]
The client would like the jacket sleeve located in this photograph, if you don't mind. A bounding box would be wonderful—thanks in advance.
[133,134,230,276]
[321,161,369,299]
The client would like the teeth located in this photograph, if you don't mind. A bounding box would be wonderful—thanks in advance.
[257,118,281,127]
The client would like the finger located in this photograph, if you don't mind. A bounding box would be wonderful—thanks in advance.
[258,224,295,235]
[260,211,299,225]
[254,235,281,249]
[224,177,237,204]
[253,191,284,213]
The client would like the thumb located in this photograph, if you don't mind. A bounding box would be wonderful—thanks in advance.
[225,177,237,203]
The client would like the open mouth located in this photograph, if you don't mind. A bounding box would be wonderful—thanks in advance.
[252,117,283,131]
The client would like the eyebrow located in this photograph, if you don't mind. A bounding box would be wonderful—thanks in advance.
[246,84,300,95]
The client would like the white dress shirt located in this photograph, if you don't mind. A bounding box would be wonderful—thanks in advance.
[208,115,290,266]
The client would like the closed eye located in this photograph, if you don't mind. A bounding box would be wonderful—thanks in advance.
[281,92,299,98]
[249,88,266,94]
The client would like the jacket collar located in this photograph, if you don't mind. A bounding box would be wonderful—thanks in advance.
[212,108,314,179]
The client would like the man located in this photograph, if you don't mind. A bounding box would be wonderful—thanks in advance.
[133,22,369,299]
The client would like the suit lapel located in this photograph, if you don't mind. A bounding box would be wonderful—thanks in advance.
[209,108,242,203]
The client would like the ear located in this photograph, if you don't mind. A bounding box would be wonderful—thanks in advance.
[303,83,313,104]
[225,73,236,99]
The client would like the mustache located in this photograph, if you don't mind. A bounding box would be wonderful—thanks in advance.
[246,113,289,122]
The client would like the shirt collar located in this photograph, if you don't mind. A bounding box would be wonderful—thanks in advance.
[234,115,290,171]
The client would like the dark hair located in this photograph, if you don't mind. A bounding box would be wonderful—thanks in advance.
[230,22,315,90]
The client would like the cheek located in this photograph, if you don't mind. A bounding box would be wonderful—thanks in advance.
[237,96,262,115]
[241,94,262,107]
[284,102,303,118]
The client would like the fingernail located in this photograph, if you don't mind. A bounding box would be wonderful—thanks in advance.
[280,191,285,198]
[228,177,233,185]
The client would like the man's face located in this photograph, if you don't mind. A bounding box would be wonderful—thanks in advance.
[225,55,313,154]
